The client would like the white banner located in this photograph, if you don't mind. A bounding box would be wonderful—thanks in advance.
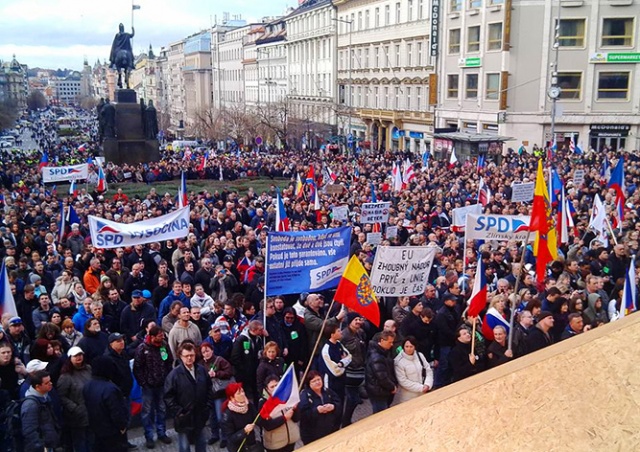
[332,205,349,222]
[572,169,585,187]
[42,164,89,183]
[511,182,535,203]
[452,204,483,231]
[386,226,398,239]
[367,232,382,245]
[89,207,190,248]
[465,214,534,242]
[370,246,438,296]
[361,202,391,224]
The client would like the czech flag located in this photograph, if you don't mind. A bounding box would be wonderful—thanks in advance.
[78,143,87,152]
[178,171,188,208]
[327,166,338,183]
[620,256,637,318]
[275,189,290,232]
[448,146,458,169]
[467,259,487,318]
[306,166,316,201]
[600,157,610,183]
[39,151,49,169]
[259,365,300,419]
[58,202,66,243]
[478,177,490,207]
[334,255,380,326]
[69,179,78,198]
[481,307,510,341]
[96,165,107,193]
[477,154,486,172]
[0,262,18,318]
[422,149,430,172]
[607,156,625,230]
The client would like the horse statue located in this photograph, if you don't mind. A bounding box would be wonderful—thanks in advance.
[109,23,135,89]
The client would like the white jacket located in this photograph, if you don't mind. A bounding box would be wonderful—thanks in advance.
[393,350,433,404]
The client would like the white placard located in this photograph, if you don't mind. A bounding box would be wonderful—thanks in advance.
[573,169,585,187]
[332,205,349,222]
[367,232,382,245]
[370,246,439,296]
[89,207,190,248]
[386,226,398,239]
[42,164,89,183]
[361,202,391,224]
[511,182,535,203]
[452,204,483,230]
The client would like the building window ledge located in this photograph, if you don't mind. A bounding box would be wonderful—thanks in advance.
[608,0,633,5]
[560,0,584,6]
[449,12,461,19]
[488,4,502,12]
[468,8,480,16]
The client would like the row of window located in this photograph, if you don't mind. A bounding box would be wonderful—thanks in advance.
[338,0,427,34]
[339,40,428,71]
[449,23,503,54]
[339,84,426,111]
[450,0,504,12]
[446,71,632,101]
[556,18,635,48]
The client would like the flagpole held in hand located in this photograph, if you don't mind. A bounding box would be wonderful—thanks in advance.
[470,318,477,357]
[507,231,531,352]
[299,299,336,391]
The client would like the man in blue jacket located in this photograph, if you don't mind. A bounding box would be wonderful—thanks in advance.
[21,370,60,452]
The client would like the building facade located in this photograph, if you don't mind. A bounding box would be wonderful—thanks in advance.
[437,0,640,153]
[286,0,337,148]
[183,32,213,134]
[0,55,28,109]
[334,0,434,153]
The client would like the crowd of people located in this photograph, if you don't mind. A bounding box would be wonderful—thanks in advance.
[0,106,639,452]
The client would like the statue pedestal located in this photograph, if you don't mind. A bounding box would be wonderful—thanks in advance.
[103,89,160,165]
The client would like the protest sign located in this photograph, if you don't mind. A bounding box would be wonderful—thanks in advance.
[367,232,382,245]
[452,204,483,231]
[370,246,439,296]
[465,214,533,242]
[573,169,585,187]
[511,182,535,203]
[42,164,89,183]
[361,202,391,224]
[266,227,351,296]
[332,205,349,222]
[386,226,398,239]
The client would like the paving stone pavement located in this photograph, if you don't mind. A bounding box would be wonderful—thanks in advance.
[128,399,373,451]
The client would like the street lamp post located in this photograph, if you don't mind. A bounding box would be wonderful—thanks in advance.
[332,17,353,154]
[548,1,562,155]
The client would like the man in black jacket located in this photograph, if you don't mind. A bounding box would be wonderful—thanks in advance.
[83,356,129,452]
[104,332,136,448]
[525,310,555,354]
[164,342,212,452]
[448,326,482,383]
[364,330,397,414]
[433,294,459,388]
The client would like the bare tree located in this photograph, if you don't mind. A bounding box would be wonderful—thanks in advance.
[255,99,291,149]
[0,99,19,130]
[26,90,48,111]
[188,107,223,141]
[220,103,254,145]
[77,95,97,111]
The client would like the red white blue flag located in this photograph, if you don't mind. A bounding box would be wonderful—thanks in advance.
[275,189,290,232]
[0,263,18,317]
[178,171,188,208]
[259,365,300,419]
[467,259,487,318]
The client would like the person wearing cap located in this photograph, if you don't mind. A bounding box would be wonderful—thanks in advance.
[120,289,157,342]
[7,316,31,364]
[83,356,129,452]
[164,342,212,452]
[57,347,92,452]
[133,325,174,448]
[525,311,555,354]
[21,370,61,452]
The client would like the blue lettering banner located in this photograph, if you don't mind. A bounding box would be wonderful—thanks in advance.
[266,227,352,296]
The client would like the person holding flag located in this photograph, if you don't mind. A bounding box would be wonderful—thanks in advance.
[529,159,558,286]
[257,367,300,452]
[220,382,262,452]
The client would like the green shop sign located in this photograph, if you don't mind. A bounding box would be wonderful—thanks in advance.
[589,53,640,63]
[459,57,482,67]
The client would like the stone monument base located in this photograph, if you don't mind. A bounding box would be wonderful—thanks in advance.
[101,89,160,165]
[103,138,160,166]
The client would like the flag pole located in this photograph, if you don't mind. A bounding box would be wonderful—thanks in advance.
[262,238,269,348]
[470,317,477,356]
[507,231,532,352]
[604,215,619,246]
[299,299,335,391]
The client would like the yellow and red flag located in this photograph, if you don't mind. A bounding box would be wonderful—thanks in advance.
[333,255,380,326]
[529,160,558,285]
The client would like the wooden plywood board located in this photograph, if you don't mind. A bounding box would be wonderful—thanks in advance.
[301,315,640,452]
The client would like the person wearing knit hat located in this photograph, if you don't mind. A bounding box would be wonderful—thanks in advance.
[345,311,363,326]
[525,310,555,354]
[220,381,261,452]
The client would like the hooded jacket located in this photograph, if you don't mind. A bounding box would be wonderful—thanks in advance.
[21,386,61,451]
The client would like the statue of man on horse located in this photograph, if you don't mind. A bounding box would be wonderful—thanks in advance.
[109,23,135,89]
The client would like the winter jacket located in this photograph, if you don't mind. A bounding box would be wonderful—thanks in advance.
[119,302,156,340]
[299,387,342,445]
[230,330,263,398]
[104,347,133,397]
[258,396,300,450]
[189,293,215,317]
[318,340,352,397]
[364,343,397,399]
[525,325,554,354]
[103,299,128,333]
[157,292,189,324]
[50,276,79,304]
[77,329,108,365]
[486,340,512,368]
[82,377,128,438]
[164,362,212,433]
[83,268,104,295]
[56,365,92,427]
[167,321,202,357]
[202,355,234,398]
[203,335,233,361]
[220,403,261,452]
[255,356,285,396]
[433,305,459,348]
[72,305,92,332]
[133,337,173,389]
[393,350,433,404]
[21,387,61,452]
[281,316,308,367]
[61,330,83,347]
[449,340,482,383]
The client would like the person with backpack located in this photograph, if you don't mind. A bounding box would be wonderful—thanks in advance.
[21,370,61,452]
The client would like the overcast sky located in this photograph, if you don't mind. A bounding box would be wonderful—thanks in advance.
[0,0,293,71]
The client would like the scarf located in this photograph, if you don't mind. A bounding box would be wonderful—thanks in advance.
[227,399,249,414]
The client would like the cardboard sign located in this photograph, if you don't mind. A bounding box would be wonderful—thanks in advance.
[326,185,344,195]
[573,169,585,187]
[367,232,382,245]
[361,202,391,224]
[332,205,349,222]
[511,182,535,203]
[370,246,438,296]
